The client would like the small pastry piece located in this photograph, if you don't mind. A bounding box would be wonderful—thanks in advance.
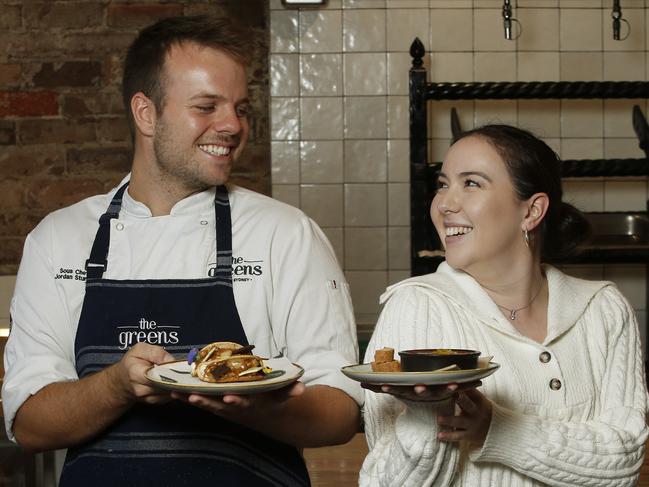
[371,347,401,372]
[371,360,401,372]
[374,347,395,363]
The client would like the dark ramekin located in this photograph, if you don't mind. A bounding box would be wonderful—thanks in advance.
[398,349,480,372]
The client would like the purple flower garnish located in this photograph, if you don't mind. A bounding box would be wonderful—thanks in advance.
[188,348,199,365]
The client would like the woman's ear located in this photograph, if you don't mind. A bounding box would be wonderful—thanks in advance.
[523,192,549,232]
[131,92,156,138]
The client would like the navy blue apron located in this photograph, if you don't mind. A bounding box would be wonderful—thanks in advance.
[58,183,310,487]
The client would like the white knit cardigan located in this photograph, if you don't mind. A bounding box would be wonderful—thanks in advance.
[360,262,649,487]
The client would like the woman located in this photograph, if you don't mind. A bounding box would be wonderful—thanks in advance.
[360,125,648,486]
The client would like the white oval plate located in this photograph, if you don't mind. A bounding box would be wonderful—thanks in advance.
[146,357,304,395]
[341,362,500,386]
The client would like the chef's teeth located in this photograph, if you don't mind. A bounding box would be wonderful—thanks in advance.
[199,144,231,156]
[446,226,473,236]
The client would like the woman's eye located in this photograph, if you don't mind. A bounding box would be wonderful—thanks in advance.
[435,181,448,191]
[465,179,480,188]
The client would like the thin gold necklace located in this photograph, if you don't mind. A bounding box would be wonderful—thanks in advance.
[494,279,543,320]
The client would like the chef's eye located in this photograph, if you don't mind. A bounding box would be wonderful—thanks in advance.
[464,179,480,188]
[236,104,252,118]
[196,105,215,113]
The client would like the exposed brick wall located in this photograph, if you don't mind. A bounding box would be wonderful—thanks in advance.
[0,0,270,275]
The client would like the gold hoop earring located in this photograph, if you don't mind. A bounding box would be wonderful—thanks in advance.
[523,229,530,248]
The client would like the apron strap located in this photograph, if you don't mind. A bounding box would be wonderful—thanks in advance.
[214,185,233,283]
[86,184,233,282]
[86,183,129,280]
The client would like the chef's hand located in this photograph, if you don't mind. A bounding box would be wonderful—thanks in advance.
[360,380,481,403]
[171,381,306,419]
[437,388,492,447]
[108,342,176,405]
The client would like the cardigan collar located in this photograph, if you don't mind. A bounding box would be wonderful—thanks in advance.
[380,262,610,346]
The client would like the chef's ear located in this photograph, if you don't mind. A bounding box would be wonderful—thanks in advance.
[522,192,549,232]
[131,92,156,137]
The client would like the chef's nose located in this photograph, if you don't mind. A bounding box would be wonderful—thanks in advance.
[213,104,243,135]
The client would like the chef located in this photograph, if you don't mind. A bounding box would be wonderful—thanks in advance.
[2,16,362,486]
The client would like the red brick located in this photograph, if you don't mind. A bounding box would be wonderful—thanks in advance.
[102,175,126,194]
[0,211,46,237]
[62,92,125,118]
[0,5,21,30]
[231,143,270,196]
[0,145,66,177]
[230,173,269,196]
[0,32,67,59]
[66,146,132,174]
[0,237,24,273]
[96,117,130,143]
[0,121,16,145]
[107,4,185,29]
[32,61,102,88]
[0,91,59,117]
[23,3,104,29]
[18,119,96,145]
[184,1,266,29]
[0,264,18,276]
[0,179,25,209]
[25,178,106,210]
[0,63,22,85]
[102,54,125,87]
[62,33,135,56]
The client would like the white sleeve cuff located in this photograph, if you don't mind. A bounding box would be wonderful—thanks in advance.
[469,401,538,465]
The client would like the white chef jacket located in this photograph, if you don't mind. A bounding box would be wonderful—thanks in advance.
[2,179,362,441]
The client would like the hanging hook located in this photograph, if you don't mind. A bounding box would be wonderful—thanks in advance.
[612,0,631,41]
[502,0,522,40]
[503,0,513,40]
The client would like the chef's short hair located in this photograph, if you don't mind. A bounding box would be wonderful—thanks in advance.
[122,16,251,135]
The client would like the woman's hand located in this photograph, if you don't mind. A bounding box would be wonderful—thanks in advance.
[361,380,481,403]
[437,388,492,446]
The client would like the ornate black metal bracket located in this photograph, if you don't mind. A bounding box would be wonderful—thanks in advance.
[409,39,649,276]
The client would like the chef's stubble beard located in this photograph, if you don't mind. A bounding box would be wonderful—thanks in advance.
[152,123,233,191]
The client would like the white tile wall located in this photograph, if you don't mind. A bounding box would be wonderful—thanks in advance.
[300,53,342,96]
[344,227,387,270]
[301,140,344,183]
[270,1,649,328]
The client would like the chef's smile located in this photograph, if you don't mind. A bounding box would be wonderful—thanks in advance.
[198,143,233,158]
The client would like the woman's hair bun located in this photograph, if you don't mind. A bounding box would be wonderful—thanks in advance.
[543,202,591,260]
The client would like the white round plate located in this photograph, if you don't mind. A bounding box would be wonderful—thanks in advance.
[341,362,500,386]
[146,357,304,395]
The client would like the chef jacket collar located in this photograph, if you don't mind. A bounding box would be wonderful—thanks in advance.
[114,174,219,218]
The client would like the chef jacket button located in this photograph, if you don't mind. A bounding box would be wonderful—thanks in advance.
[115,222,124,231]
[539,351,551,363]
[200,220,208,225]
[549,378,562,390]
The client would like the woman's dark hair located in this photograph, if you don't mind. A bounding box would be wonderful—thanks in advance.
[455,124,590,261]
[122,16,251,135]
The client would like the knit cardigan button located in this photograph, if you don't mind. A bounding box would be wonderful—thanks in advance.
[539,351,551,363]
[549,378,562,390]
